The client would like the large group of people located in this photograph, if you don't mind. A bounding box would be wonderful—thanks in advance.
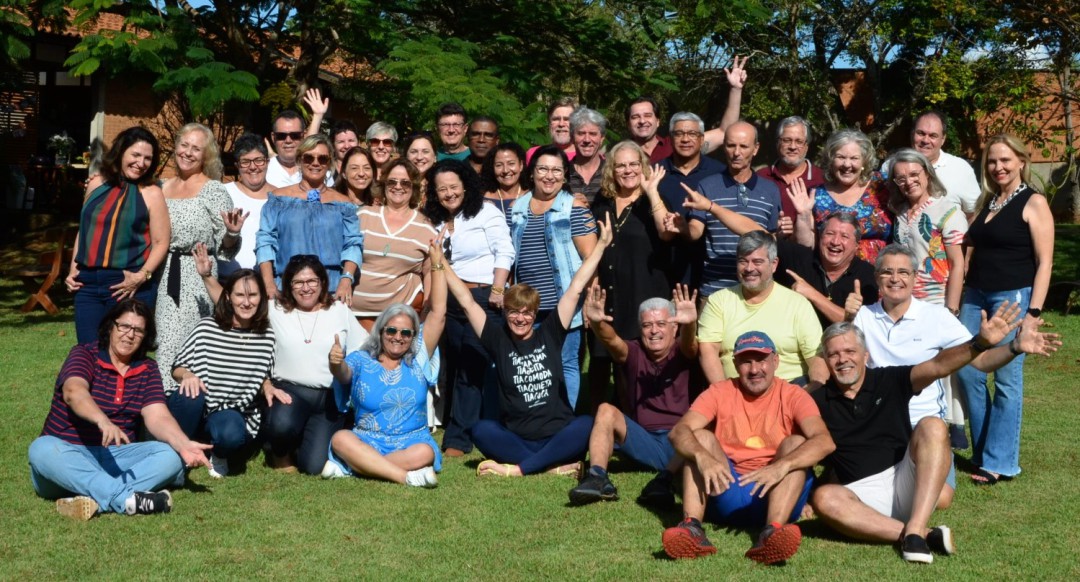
[31,59,1063,567]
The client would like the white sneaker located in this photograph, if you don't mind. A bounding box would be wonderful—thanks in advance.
[208,455,229,479]
[405,466,438,488]
[321,459,348,479]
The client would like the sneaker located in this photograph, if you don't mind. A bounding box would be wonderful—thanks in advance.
[745,522,802,565]
[56,496,99,521]
[568,469,619,505]
[321,458,348,479]
[126,490,173,516]
[662,517,717,559]
[900,533,933,563]
[949,425,969,450]
[208,454,229,479]
[927,526,956,556]
[405,466,438,488]
[637,471,676,509]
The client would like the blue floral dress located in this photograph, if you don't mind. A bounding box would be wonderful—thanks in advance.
[331,336,441,472]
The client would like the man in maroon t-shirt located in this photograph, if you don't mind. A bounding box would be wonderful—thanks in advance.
[568,286,699,507]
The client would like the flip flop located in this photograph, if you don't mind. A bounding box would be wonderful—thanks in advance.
[971,467,1014,485]
[476,459,517,477]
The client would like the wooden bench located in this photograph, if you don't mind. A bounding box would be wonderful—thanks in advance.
[11,227,73,315]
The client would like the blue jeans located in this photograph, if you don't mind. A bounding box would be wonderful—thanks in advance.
[166,391,252,457]
[562,327,582,410]
[263,382,343,475]
[28,435,184,514]
[956,286,1030,476]
[470,416,593,475]
[73,267,157,344]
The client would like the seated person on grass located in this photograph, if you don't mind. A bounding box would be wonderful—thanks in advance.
[28,299,211,521]
[661,331,834,565]
[441,213,614,478]
[568,284,699,507]
[810,313,1059,564]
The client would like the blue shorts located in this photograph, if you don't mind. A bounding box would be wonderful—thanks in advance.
[614,416,675,472]
[705,458,813,528]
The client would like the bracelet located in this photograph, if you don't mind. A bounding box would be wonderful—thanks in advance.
[225,230,241,238]
[431,263,445,272]
[970,337,992,353]
[651,204,667,214]
[490,286,505,295]
[708,201,715,213]
[1009,337,1022,356]
[340,271,354,281]
[947,307,960,316]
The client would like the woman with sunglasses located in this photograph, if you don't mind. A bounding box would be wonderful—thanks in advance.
[255,134,363,306]
[481,142,528,225]
[437,212,612,477]
[219,133,273,278]
[322,237,447,486]
[195,251,368,475]
[156,123,243,395]
[334,146,377,207]
[351,159,437,330]
[421,159,514,457]
[366,122,398,179]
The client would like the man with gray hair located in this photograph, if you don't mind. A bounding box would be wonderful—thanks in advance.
[566,107,607,202]
[569,286,699,507]
[696,231,828,387]
[756,116,826,220]
[811,310,1059,563]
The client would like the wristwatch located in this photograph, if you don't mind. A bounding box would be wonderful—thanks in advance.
[143,269,152,281]
[1027,307,1042,318]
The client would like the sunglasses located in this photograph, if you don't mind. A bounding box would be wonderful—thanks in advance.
[383,326,415,338]
[442,237,453,262]
[386,178,412,189]
[273,131,303,141]
[369,138,395,148]
[737,183,749,207]
[301,153,331,165]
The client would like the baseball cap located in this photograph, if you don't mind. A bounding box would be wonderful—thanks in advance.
[733,331,776,356]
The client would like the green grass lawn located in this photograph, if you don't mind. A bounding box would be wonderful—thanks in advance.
[1,226,1078,580]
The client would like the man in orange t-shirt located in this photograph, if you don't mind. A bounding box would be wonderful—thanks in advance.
[661,331,835,565]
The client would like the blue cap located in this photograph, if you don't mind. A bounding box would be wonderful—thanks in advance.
[733,331,776,356]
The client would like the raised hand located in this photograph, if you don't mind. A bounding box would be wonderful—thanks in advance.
[429,227,448,265]
[596,211,613,248]
[642,164,666,196]
[787,178,814,216]
[724,55,749,89]
[672,284,699,324]
[844,279,863,320]
[977,301,1023,347]
[680,182,712,212]
[328,333,345,367]
[192,242,213,277]
[662,212,685,235]
[221,208,249,236]
[584,285,613,324]
[303,87,329,117]
[1013,316,1063,357]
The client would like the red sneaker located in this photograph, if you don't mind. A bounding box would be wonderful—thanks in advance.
[745,522,801,565]
[662,517,718,559]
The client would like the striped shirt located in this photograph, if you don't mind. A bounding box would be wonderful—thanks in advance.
[515,206,596,311]
[352,207,437,317]
[75,181,151,270]
[41,343,165,445]
[172,318,276,437]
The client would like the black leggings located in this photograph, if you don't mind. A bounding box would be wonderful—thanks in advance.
[263,382,343,475]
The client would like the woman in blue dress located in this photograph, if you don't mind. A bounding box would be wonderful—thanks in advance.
[322,238,447,487]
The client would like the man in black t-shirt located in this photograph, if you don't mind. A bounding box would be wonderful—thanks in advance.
[809,312,1058,564]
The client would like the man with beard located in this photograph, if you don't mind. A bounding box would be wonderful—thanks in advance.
[466,117,500,175]
[568,286,698,508]
[696,231,827,387]
[527,97,577,164]
[756,116,826,220]
[660,330,834,564]
[810,312,1058,563]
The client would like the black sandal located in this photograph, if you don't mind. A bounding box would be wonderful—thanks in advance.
[971,467,1014,485]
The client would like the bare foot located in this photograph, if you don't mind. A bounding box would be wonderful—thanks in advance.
[477,459,521,477]
[545,461,583,479]
[799,504,816,521]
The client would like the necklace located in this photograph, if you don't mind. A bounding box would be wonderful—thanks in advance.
[296,310,320,344]
[496,185,521,215]
[613,194,641,232]
[988,182,1026,213]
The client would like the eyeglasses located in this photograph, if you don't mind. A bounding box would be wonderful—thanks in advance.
[672,130,703,139]
[876,268,914,278]
[238,157,268,168]
[273,131,303,142]
[301,153,331,165]
[290,278,321,289]
[779,137,807,147]
[437,122,465,129]
[535,166,564,176]
[441,237,453,262]
[369,138,395,148]
[737,183,749,207]
[383,326,415,338]
[386,178,412,190]
[892,172,924,187]
[113,322,146,337]
[505,309,536,319]
[614,161,642,171]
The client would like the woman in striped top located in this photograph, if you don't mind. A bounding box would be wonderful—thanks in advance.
[351,159,437,329]
[66,127,171,344]
[169,268,275,479]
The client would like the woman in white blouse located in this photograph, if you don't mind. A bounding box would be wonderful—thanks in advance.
[421,159,514,457]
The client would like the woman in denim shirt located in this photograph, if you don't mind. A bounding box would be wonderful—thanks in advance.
[255,134,363,305]
[509,145,597,411]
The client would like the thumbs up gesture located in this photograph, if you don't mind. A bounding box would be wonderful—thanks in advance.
[844,280,863,321]
[328,333,345,366]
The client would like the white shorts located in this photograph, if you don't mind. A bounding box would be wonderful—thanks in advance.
[843,449,916,521]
